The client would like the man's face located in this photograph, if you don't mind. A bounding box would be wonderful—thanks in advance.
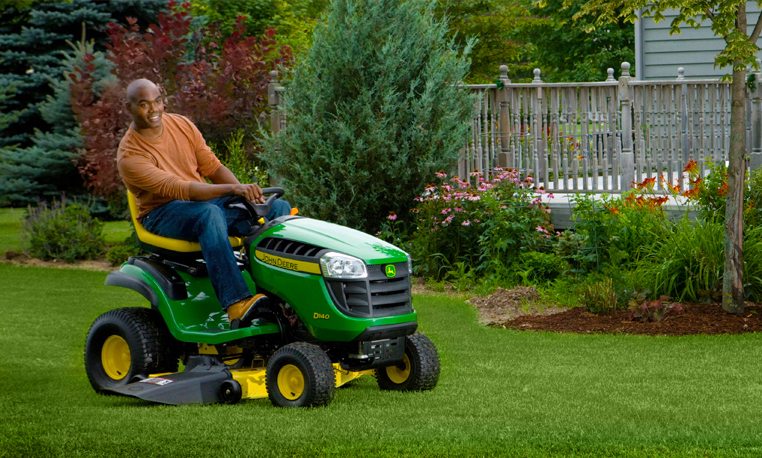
[126,85,164,131]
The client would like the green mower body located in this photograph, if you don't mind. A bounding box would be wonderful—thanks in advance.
[87,196,440,407]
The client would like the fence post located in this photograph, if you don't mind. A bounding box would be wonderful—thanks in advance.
[677,67,690,165]
[268,70,282,135]
[497,65,512,169]
[532,69,546,182]
[618,62,634,190]
[751,59,762,171]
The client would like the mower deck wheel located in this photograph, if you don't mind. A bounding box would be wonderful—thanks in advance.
[266,342,335,407]
[84,307,180,393]
[220,379,242,404]
[376,332,440,391]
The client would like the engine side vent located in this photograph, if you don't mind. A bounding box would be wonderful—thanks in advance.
[257,237,323,259]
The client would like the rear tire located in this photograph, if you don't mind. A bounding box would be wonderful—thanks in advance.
[376,332,440,391]
[266,342,335,407]
[84,307,180,393]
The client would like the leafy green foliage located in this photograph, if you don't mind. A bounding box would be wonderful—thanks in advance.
[105,239,141,266]
[21,197,105,261]
[192,0,326,54]
[637,219,749,302]
[525,0,634,82]
[262,0,475,233]
[435,0,543,83]
[215,129,270,186]
[516,251,568,285]
[567,191,670,273]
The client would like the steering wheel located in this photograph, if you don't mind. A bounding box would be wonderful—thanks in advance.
[225,187,284,219]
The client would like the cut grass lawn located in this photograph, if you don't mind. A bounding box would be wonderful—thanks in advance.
[0,208,131,254]
[1,263,762,457]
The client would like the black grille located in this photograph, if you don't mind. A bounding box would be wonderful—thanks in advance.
[325,261,412,318]
[257,237,324,258]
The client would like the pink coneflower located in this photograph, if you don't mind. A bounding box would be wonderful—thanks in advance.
[441,208,451,215]
[388,213,397,221]
[462,220,471,226]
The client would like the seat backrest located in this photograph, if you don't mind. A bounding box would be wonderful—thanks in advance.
[128,190,243,254]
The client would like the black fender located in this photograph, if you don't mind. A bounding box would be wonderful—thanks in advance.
[105,271,160,308]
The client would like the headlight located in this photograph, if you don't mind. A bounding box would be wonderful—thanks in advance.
[319,252,367,279]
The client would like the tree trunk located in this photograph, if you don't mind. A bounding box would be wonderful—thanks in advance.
[723,7,747,314]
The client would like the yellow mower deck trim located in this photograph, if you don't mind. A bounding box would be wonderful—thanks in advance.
[217,364,373,400]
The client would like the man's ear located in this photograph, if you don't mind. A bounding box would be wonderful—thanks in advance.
[125,101,132,113]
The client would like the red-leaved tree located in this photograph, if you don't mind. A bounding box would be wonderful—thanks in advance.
[69,0,292,200]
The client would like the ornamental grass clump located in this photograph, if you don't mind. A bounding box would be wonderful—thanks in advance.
[580,277,618,315]
[22,197,105,262]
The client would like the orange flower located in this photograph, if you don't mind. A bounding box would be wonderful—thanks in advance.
[683,159,698,174]
[718,183,727,197]
[604,203,620,214]
[681,188,700,199]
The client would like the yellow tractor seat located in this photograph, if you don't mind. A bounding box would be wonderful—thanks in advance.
[128,191,243,256]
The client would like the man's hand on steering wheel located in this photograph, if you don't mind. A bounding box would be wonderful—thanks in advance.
[233,184,264,204]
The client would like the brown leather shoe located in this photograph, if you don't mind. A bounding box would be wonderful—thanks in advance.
[227,294,269,326]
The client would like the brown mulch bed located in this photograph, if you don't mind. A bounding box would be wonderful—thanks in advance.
[471,286,762,336]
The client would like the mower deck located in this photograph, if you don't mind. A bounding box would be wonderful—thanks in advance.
[105,358,371,405]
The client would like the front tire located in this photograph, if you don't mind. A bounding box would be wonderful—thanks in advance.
[376,332,440,391]
[84,307,180,393]
[266,342,335,407]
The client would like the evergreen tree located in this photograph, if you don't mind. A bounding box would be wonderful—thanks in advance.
[262,0,475,233]
[0,39,114,206]
[0,0,165,148]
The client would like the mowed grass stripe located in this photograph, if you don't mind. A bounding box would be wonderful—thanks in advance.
[1,264,761,457]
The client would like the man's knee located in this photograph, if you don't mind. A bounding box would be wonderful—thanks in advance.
[270,200,291,219]
[195,204,227,232]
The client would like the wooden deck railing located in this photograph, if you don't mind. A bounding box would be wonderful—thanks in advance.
[268,62,762,194]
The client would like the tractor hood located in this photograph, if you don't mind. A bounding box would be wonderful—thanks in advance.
[261,217,408,265]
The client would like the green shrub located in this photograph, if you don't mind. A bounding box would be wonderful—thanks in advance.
[568,191,670,273]
[262,0,475,233]
[106,241,141,266]
[22,198,105,262]
[517,251,567,285]
[215,129,270,187]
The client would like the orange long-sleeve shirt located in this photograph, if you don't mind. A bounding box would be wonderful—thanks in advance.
[117,113,222,219]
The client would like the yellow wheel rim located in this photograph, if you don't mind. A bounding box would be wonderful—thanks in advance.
[386,354,411,384]
[277,364,305,400]
[102,335,131,380]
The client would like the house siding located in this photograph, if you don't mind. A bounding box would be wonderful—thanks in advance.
[637,4,762,79]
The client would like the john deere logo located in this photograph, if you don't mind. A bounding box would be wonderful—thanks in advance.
[385,265,396,278]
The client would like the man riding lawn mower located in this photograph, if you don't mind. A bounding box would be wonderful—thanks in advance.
[84,188,441,407]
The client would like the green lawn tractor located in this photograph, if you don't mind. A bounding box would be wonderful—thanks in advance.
[84,188,440,407]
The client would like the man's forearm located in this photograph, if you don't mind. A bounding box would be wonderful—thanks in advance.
[188,182,240,201]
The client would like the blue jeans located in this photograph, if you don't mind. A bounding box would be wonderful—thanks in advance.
[142,197,291,309]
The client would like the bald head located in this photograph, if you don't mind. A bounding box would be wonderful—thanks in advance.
[126,79,159,103]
